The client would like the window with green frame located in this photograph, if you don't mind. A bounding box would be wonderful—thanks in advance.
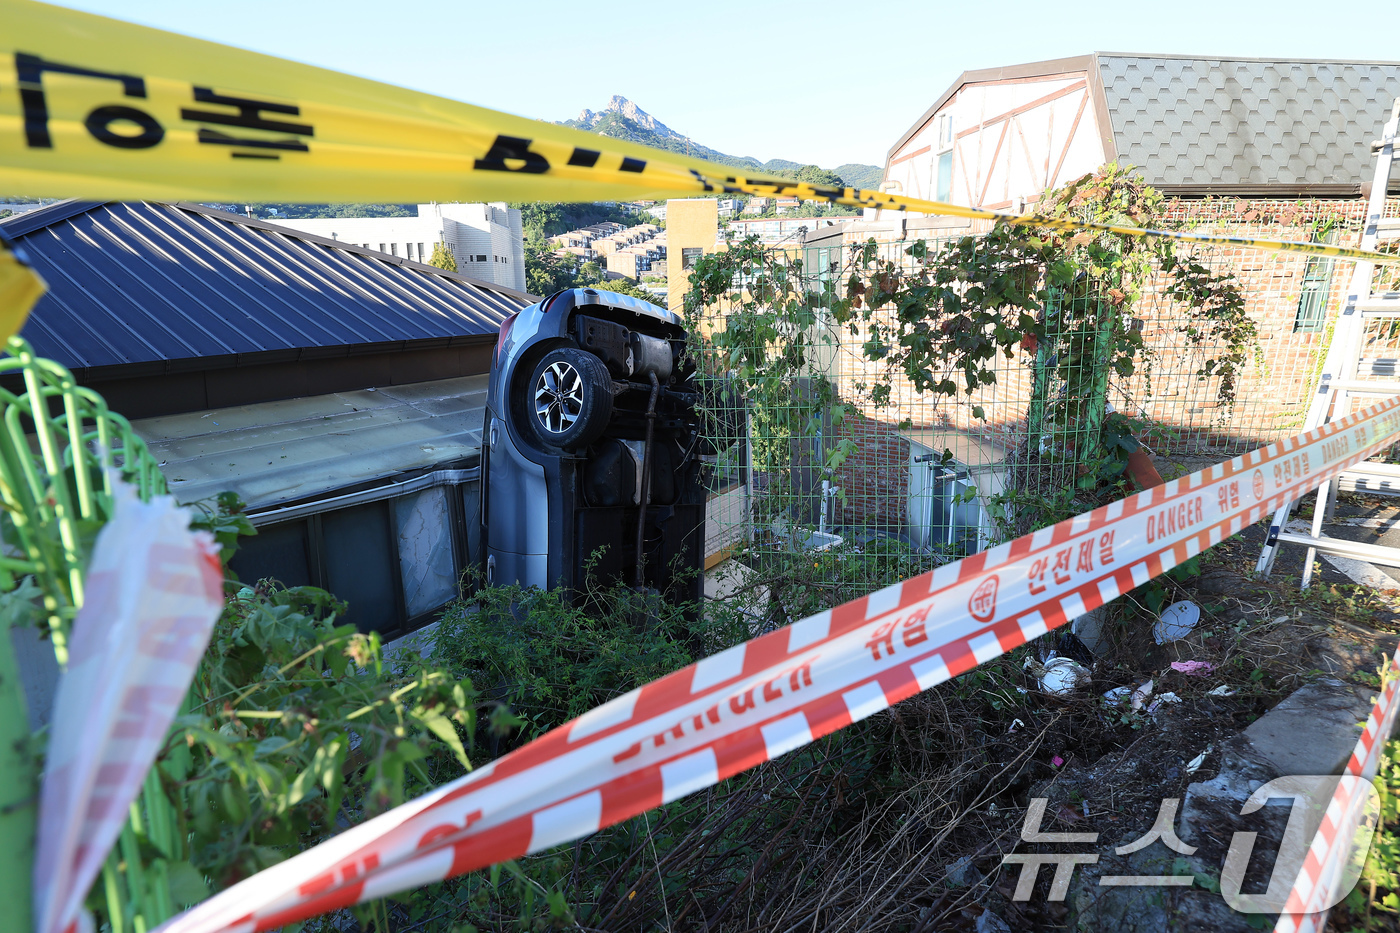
[1294,234,1335,333]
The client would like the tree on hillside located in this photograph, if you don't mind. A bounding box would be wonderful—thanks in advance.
[791,164,845,188]
[427,242,457,272]
[512,201,642,241]
[834,163,884,190]
[522,239,663,307]
[524,239,576,295]
[788,201,858,218]
[597,278,665,308]
[515,202,566,240]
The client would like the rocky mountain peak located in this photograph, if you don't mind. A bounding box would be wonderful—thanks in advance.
[574,96,679,139]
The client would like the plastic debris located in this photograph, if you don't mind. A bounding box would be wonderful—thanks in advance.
[1104,680,1157,711]
[1038,656,1091,695]
[1148,692,1182,717]
[1208,684,1237,697]
[1170,660,1214,676]
[1153,600,1201,644]
[1052,755,1065,767]
[1186,745,1212,774]
[1009,718,1025,733]
[1103,686,1133,706]
[1132,679,1155,710]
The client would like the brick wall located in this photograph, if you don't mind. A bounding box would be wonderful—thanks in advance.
[830,409,911,529]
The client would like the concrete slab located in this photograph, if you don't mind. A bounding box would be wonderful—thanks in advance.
[1242,679,1375,776]
[704,560,765,603]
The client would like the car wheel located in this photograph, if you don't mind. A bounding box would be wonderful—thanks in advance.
[528,347,613,449]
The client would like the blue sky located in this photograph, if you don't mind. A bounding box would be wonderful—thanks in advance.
[53,0,1400,170]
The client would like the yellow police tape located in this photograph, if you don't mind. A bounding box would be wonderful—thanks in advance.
[0,239,46,340]
[0,0,1396,270]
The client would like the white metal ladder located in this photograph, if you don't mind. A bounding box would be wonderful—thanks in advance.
[1257,98,1400,586]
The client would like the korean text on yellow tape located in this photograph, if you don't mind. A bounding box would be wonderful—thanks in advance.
[0,0,1395,266]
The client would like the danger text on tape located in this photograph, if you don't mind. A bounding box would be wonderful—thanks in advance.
[151,398,1400,933]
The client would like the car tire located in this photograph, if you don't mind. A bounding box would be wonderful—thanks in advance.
[527,347,613,450]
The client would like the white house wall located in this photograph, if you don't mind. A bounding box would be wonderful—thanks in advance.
[884,71,1108,213]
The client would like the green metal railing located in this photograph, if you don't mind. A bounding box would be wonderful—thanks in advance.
[0,335,174,933]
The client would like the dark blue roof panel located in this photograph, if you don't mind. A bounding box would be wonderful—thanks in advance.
[2,201,531,373]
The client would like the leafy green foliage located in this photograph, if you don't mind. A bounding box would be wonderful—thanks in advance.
[523,237,574,295]
[843,165,1254,422]
[789,164,845,188]
[427,241,457,272]
[585,274,664,307]
[685,235,855,479]
[148,579,485,894]
[87,495,492,924]
[430,574,744,742]
[523,240,664,306]
[187,491,256,564]
[512,201,641,241]
[833,162,884,190]
[1336,737,1400,930]
[516,201,665,306]
[740,198,857,219]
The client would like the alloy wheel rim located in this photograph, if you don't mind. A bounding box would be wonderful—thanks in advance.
[534,360,584,433]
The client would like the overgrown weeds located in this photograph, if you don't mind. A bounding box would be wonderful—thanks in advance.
[429,569,747,744]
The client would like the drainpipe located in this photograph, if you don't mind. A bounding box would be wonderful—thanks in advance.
[634,373,661,588]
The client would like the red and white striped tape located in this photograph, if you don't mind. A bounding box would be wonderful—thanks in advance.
[1273,645,1400,933]
[153,397,1400,933]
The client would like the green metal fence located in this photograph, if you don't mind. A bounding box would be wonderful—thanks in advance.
[690,225,1369,614]
[0,335,178,933]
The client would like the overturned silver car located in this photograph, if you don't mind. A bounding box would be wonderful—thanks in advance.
[480,288,705,612]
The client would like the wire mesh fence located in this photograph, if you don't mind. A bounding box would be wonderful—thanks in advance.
[690,211,1400,607]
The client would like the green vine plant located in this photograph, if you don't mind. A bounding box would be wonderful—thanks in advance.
[684,236,858,545]
[837,164,1256,538]
[685,163,1258,551]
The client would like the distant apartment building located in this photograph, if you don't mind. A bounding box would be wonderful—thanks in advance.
[774,197,800,214]
[606,248,647,279]
[274,202,525,292]
[744,198,771,215]
[550,221,663,280]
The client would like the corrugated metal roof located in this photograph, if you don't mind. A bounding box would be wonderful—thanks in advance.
[135,374,487,509]
[1097,55,1400,189]
[2,200,531,376]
